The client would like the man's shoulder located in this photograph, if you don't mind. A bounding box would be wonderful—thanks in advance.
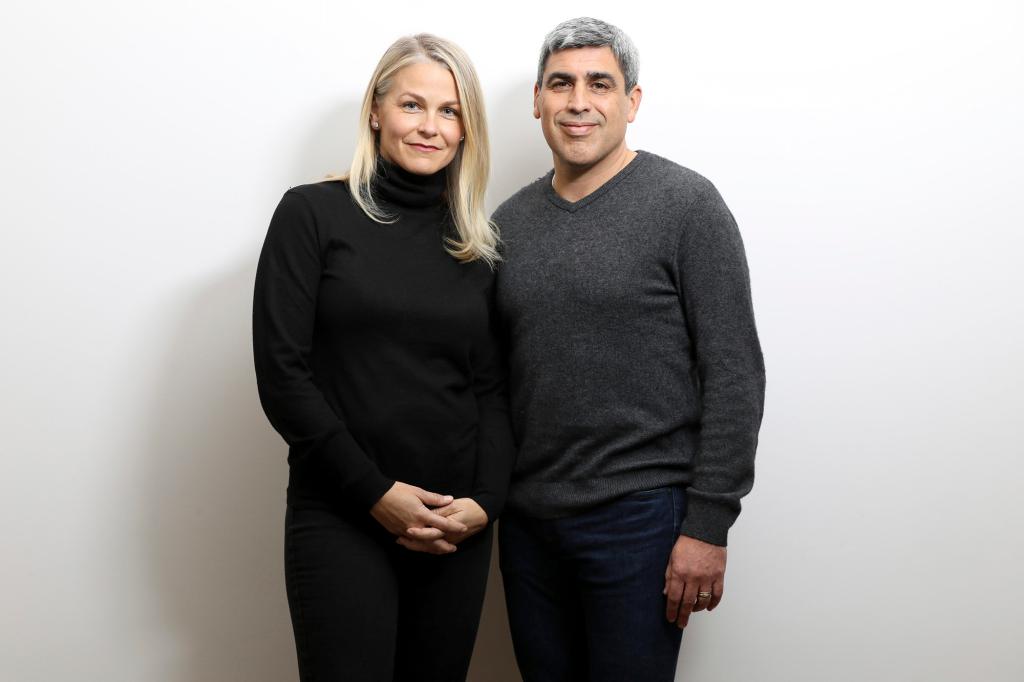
[491,172,551,226]
[635,150,718,197]
[626,151,736,226]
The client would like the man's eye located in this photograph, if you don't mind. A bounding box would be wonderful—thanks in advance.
[552,81,571,89]
[592,82,610,90]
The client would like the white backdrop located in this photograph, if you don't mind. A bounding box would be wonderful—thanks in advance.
[2,1,1022,680]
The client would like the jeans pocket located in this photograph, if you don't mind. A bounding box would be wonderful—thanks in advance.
[626,486,672,501]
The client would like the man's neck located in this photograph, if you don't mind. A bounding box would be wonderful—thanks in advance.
[551,145,637,203]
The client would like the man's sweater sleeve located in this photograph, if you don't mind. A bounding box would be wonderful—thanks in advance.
[469,275,517,522]
[673,183,766,547]
[252,189,394,510]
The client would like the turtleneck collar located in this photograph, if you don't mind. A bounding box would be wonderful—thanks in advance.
[372,155,448,209]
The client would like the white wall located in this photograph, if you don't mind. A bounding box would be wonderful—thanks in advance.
[2,1,1021,680]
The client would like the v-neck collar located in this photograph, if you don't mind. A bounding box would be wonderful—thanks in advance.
[542,150,648,213]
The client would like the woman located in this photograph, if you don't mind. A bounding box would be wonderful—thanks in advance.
[252,34,515,681]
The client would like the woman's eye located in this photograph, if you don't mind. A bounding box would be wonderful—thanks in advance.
[401,101,420,111]
[442,107,459,117]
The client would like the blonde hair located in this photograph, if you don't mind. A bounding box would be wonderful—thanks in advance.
[338,34,499,266]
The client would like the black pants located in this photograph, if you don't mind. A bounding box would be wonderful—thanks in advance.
[284,505,493,682]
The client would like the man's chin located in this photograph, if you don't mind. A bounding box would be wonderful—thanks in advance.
[555,146,606,169]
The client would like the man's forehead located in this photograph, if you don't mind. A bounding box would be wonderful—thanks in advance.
[543,46,622,78]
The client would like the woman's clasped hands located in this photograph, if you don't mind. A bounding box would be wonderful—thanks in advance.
[370,481,488,555]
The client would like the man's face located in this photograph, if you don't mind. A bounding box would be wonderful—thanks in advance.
[534,46,642,170]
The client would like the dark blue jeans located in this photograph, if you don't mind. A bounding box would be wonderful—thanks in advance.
[499,486,687,682]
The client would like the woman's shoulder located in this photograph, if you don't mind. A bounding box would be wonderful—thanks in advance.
[282,177,354,209]
[265,179,362,246]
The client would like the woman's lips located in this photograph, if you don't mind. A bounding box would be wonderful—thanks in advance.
[408,143,441,152]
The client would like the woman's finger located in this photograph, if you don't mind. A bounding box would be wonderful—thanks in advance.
[417,509,468,534]
[434,503,463,517]
[413,487,455,508]
[405,526,444,540]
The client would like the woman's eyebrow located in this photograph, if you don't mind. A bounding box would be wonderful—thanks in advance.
[396,91,459,107]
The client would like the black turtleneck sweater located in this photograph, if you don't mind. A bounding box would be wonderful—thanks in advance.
[252,160,514,522]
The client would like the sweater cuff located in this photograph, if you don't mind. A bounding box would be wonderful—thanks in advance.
[470,491,504,525]
[678,495,738,547]
[315,428,394,510]
[349,470,395,512]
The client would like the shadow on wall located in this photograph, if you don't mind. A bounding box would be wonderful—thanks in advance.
[138,84,548,681]
[137,100,355,682]
[486,81,553,212]
[141,257,297,682]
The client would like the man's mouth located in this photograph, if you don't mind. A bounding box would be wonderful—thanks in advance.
[560,122,597,135]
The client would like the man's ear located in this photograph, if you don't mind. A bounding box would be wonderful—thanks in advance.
[533,83,541,119]
[626,84,642,123]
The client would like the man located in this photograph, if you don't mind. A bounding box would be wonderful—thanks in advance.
[492,17,766,681]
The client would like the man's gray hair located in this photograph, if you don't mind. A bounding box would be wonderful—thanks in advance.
[536,17,640,93]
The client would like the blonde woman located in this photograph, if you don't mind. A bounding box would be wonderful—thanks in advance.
[252,34,514,681]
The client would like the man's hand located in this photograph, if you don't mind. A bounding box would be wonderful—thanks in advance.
[663,534,727,629]
[398,498,488,554]
[370,482,468,555]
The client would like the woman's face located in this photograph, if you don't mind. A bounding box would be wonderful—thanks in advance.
[372,60,464,176]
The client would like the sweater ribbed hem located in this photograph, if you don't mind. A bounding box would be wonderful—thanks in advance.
[504,468,689,520]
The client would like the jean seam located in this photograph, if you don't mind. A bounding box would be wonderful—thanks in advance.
[672,487,681,533]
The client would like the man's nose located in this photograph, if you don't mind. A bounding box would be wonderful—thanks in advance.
[567,87,589,113]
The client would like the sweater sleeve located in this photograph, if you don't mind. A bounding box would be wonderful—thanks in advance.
[673,184,766,547]
[252,189,394,510]
[469,274,517,522]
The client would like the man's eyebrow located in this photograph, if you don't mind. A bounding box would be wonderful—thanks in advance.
[545,71,577,85]
[585,71,617,84]
[545,71,618,85]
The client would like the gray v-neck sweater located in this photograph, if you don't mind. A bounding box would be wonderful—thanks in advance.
[493,150,765,546]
